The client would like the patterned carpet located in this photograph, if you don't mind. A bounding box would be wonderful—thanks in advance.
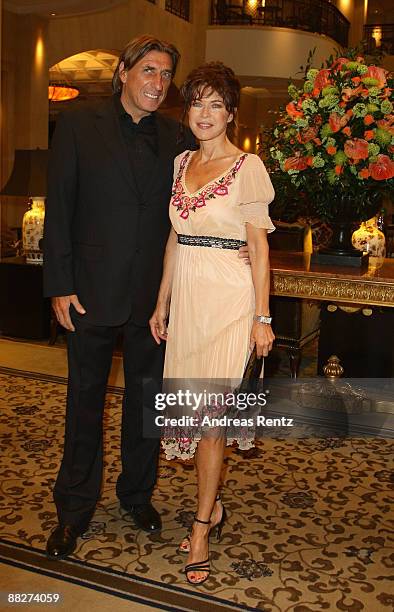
[0,366,393,611]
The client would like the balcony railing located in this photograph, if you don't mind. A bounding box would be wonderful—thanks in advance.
[210,0,350,47]
[364,24,394,55]
[165,0,190,21]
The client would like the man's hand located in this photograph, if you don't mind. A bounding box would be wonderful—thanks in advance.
[52,295,86,332]
[238,244,251,265]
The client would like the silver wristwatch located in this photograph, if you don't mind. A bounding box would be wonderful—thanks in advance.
[253,314,272,324]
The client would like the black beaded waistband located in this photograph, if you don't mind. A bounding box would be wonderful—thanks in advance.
[178,234,247,250]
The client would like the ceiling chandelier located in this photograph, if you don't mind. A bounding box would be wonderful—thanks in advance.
[48,85,79,102]
[48,62,79,102]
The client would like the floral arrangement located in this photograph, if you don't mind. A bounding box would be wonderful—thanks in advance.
[268,52,394,221]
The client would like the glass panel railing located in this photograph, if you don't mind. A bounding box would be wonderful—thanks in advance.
[210,0,350,47]
[166,0,190,21]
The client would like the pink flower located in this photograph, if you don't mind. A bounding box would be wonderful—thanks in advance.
[180,208,189,219]
[344,138,369,161]
[191,195,205,208]
[369,154,394,180]
[284,155,309,171]
[179,437,192,451]
[214,185,228,196]
[377,118,394,136]
[331,57,350,70]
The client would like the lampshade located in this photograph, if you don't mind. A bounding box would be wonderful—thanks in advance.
[1,148,49,197]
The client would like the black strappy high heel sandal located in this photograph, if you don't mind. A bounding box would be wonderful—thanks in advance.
[178,495,227,554]
[210,500,227,542]
[184,516,211,585]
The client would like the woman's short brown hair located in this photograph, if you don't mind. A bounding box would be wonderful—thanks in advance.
[112,35,180,94]
[181,62,240,128]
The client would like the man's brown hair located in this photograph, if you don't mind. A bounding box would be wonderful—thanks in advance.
[112,34,180,93]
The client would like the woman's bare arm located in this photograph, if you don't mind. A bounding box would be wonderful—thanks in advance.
[246,224,275,357]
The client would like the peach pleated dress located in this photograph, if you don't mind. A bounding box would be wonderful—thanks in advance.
[162,151,275,460]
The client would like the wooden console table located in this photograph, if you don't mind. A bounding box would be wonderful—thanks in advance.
[269,252,394,307]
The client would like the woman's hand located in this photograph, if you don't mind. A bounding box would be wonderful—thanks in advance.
[149,302,169,345]
[238,244,250,265]
[250,321,275,358]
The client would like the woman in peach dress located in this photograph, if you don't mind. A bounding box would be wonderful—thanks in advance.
[150,62,275,585]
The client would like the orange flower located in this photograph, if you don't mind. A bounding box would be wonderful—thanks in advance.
[286,102,304,118]
[369,154,394,180]
[296,126,318,143]
[346,109,353,118]
[326,146,337,155]
[352,76,361,84]
[359,168,370,179]
[344,138,369,160]
[342,126,352,137]
[364,114,374,126]
[284,155,310,171]
[364,130,375,141]
[314,69,331,92]
[329,112,342,133]
[366,66,387,88]
[306,156,314,167]
[335,165,343,175]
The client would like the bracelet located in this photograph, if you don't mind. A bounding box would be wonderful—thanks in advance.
[253,314,272,324]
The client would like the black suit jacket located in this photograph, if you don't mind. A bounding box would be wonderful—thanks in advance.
[43,96,194,326]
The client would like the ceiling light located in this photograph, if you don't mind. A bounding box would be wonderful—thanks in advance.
[48,85,79,102]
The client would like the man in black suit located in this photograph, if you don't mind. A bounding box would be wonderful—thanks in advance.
[43,35,195,559]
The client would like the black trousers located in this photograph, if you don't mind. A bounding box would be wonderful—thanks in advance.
[53,310,164,528]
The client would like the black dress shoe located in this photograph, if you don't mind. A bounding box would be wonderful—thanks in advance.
[121,502,162,533]
[46,524,82,560]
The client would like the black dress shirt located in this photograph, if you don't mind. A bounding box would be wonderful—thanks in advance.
[114,94,158,197]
